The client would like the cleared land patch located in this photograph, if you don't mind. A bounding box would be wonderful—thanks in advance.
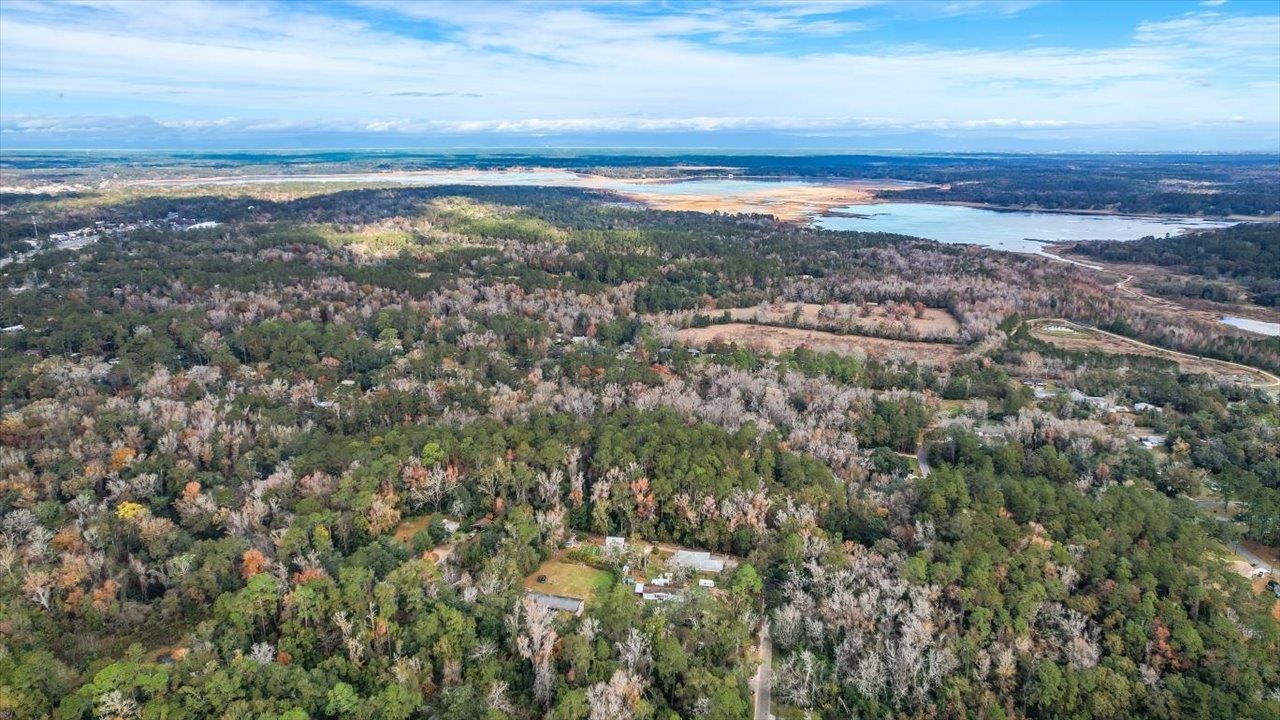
[1029,319,1278,388]
[678,323,960,364]
[720,301,960,340]
[611,183,881,222]
[524,560,613,602]
[392,515,435,544]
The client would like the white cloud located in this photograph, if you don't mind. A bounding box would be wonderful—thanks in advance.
[0,0,1275,143]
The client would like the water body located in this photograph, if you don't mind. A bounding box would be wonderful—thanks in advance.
[815,202,1236,255]
[1220,316,1280,337]
[150,172,1235,256]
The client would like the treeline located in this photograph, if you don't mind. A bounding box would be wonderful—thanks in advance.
[1069,224,1280,307]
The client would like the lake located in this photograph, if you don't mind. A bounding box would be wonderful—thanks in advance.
[1220,316,1280,337]
[149,172,1239,253]
[815,202,1236,254]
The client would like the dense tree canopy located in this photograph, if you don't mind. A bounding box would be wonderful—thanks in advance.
[0,179,1276,719]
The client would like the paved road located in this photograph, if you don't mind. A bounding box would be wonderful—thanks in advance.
[1231,542,1276,576]
[1188,497,1276,576]
[753,621,772,720]
[917,441,931,478]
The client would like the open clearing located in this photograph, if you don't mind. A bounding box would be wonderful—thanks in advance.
[392,515,435,544]
[612,182,886,222]
[678,323,960,364]
[524,560,613,601]
[139,169,918,223]
[1044,245,1280,329]
[720,302,960,339]
[1028,319,1279,388]
[1250,577,1280,622]
[1242,541,1280,622]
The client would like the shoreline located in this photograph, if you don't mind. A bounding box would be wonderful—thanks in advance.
[1040,245,1280,331]
[855,196,1279,224]
[39,167,1280,226]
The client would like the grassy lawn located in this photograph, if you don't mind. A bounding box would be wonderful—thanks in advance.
[393,514,435,544]
[524,560,613,601]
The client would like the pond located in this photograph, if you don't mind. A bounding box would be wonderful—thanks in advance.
[814,202,1236,255]
[1220,316,1280,337]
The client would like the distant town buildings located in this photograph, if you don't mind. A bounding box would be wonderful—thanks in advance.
[6,215,222,269]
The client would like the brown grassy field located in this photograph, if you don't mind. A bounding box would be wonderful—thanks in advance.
[392,515,434,544]
[677,323,960,364]
[720,302,961,338]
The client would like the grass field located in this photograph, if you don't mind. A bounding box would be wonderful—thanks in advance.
[524,560,613,601]
[677,323,959,365]
[719,302,961,339]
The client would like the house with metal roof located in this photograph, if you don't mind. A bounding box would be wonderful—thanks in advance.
[526,591,585,617]
[671,550,725,574]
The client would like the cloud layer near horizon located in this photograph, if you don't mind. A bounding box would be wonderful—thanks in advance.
[1,1,1277,150]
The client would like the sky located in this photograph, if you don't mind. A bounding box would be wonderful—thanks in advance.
[1,0,1278,151]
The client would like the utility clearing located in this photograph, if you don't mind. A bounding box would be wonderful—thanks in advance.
[678,323,960,364]
[1029,319,1279,389]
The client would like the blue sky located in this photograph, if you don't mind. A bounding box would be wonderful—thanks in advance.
[1,0,1278,150]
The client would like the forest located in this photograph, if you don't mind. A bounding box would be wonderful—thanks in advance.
[0,181,1277,719]
[1067,224,1280,307]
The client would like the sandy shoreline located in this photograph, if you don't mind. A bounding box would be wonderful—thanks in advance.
[132,167,919,222]
[605,183,888,222]
[126,167,1276,225]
